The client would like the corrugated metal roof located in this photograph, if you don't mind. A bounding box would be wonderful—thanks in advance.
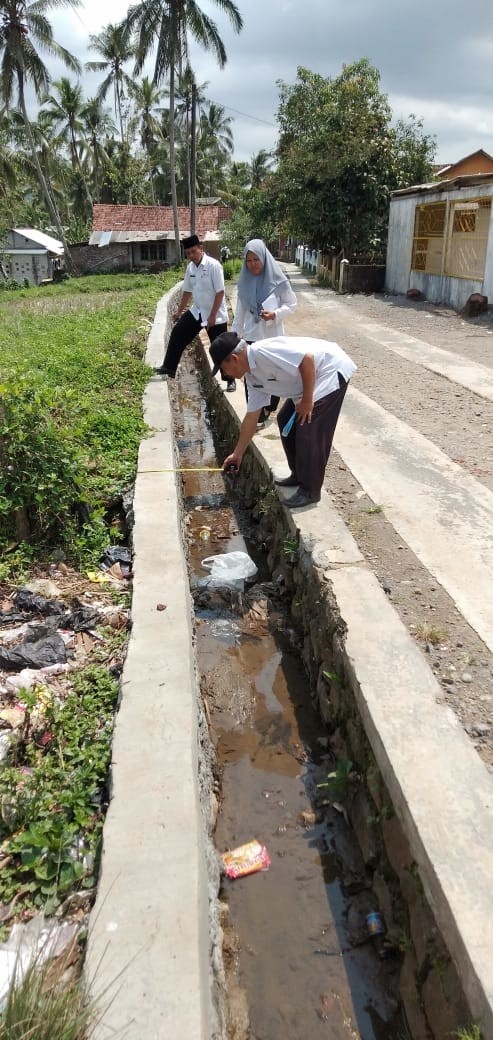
[391,171,493,198]
[13,228,64,254]
[89,228,222,246]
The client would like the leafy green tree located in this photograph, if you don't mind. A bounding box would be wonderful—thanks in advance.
[0,0,81,266]
[275,59,436,258]
[124,0,243,259]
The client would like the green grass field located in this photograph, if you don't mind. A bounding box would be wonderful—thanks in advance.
[0,272,180,564]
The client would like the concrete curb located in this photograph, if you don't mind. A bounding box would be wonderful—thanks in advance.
[86,291,211,1039]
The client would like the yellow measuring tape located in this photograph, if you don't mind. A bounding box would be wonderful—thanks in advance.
[140,466,224,473]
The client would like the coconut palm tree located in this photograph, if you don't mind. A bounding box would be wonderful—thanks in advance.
[124,0,243,260]
[127,76,166,203]
[250,148,273,188]
[41,77,93,206]
[0,111,19,195]
[0,0,82,267]
[174,66,207,220]
[86,23,134,144]
[82,97,116,202]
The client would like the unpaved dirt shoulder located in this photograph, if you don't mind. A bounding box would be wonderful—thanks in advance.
[283,277,493,770]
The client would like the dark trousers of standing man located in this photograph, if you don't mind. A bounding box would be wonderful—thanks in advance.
[276,373,348,501]
[161,310,227,377]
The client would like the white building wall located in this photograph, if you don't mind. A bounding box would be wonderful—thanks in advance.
[386,182,493,309]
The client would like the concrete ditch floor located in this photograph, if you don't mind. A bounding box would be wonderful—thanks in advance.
[86,284,493,1039]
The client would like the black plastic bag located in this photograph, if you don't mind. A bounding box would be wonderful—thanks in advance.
[0,632,68,671]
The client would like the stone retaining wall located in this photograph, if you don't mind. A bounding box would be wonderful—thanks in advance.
[202,366,476,1040]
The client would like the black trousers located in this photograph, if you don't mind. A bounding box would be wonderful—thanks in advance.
[277,373,348,501]
[162,310,227,377]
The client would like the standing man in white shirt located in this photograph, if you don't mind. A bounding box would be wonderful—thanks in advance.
[210,332,357,508]
[154,234,234,390]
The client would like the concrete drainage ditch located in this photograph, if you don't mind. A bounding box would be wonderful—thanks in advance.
[169,349,474,1040]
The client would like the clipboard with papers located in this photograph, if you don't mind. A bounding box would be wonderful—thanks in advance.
[260,292,278,313]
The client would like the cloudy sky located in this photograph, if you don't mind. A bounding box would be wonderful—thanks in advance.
[48,0,493,167]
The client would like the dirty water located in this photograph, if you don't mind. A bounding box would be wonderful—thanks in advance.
[169,356,408,1040]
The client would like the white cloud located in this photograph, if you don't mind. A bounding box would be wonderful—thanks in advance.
[38,0,493,164]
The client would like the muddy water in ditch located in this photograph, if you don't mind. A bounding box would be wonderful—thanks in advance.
[171,358,406,1040]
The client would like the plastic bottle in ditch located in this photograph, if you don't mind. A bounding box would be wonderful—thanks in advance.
[365,912,387,959]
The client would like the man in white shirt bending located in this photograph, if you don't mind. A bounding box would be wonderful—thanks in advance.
[210,332,357,508]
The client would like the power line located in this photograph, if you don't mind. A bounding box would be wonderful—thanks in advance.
[215,103,277,128]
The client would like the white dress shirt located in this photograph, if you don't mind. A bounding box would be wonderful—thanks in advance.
[183,252,228,325]
[244,337,357,412]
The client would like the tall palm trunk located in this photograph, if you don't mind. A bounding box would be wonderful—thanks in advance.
[190,81,196,235]
[18,71,74,273]
[70,127,93,206]
[168,11,181,264]
[115,79,125,143]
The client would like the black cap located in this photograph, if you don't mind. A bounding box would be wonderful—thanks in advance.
[182,233,201,249]
[210,331,241,376]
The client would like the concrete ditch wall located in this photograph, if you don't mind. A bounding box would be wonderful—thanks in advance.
[200,354,493,1040]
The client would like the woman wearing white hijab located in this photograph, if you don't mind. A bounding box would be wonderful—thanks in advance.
[232,238,297,422]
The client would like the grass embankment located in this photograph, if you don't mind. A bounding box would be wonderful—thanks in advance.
[0,272,179,568]
[0,272,179,1036]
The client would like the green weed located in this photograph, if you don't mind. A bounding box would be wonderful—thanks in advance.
[415,621,446,645]
[317,758,354,797]
[0,944,94,1040]
[455,1026,482,1040]
[0,666,118,915]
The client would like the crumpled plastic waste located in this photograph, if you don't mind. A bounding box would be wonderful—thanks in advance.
[198,551,258,591]
[221,839,271,879]
[0,589,66,626]
[100,545,132,576]
[0,914,79,1009]
[0,626,68,671]
[24,578,61,599]
[65,599,101,633]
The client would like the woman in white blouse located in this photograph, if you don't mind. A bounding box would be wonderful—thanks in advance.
[232,238,297,423]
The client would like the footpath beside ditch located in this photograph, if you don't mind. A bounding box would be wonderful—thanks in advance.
[86,284,493,1040]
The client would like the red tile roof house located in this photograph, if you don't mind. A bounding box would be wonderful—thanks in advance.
[72,203,232,275]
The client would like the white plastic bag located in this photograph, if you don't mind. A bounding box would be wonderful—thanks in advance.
[199,551,258,589]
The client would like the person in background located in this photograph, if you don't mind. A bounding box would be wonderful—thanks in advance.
[154,234,234,390]
[209,331,356,509]
[232,239,297,423]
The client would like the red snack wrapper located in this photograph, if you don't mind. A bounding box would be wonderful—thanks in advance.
[221,839,271,879]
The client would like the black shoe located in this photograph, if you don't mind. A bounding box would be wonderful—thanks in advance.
[284,489,317,508]
[226,379,236,392]
[154,365,174,377]
[275,473,299,487]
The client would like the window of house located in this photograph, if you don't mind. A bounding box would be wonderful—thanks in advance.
[444,198,491,280]
[411,202,446,275]
[140,241,166,262]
